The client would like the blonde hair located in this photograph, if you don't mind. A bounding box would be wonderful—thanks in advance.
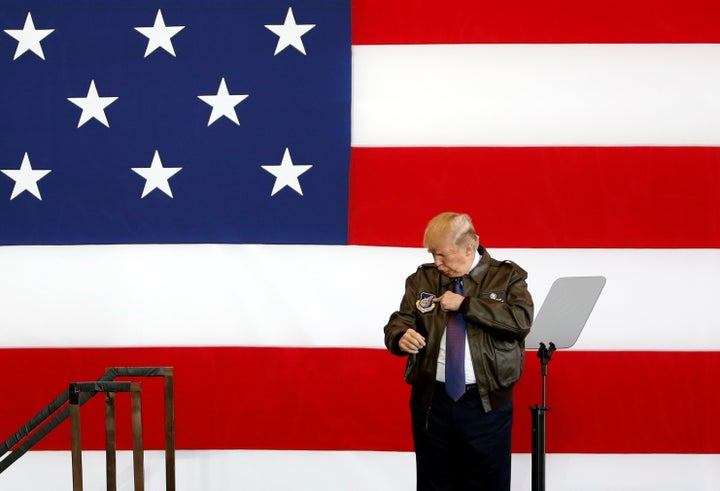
[423,212,478,250]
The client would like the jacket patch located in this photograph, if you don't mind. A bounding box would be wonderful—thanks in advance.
[484,291,506,302]
[416,292,436,313]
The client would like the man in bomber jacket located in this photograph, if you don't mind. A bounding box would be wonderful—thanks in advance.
[383,212,534,491]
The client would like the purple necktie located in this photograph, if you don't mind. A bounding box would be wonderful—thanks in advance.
[445,278,466,401]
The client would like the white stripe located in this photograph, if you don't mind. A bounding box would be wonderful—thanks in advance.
[3,451,719,490]
[351,44,720,147]
[1,245,718,350]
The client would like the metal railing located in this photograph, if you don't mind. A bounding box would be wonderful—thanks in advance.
[0,367,175,491]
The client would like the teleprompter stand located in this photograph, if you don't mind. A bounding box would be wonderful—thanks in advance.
[525,276,606,491]
[530,341,555,491]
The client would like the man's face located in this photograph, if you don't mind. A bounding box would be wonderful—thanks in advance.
[428,237,474,278]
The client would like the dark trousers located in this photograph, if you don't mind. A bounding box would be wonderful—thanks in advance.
[410,385,513,491]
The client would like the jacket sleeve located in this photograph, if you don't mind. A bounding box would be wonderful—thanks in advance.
[461,263,534,341]
[383,273,420,356]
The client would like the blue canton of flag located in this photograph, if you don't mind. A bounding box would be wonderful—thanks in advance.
[0,0,351,244]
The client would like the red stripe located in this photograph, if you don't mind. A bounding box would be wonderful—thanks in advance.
[348,147,720,248]
[352,0,720,44]
[1,348,718,454]
[538,350,720,454]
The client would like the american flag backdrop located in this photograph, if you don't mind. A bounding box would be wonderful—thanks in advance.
[1,1,720,490]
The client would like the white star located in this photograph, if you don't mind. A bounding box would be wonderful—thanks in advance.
[131,150,182,198]
[134,9,185,57]
[1,152,52,200]
[67,80,119,128]
[264,7,315,55]
[261,148,312,196]
[4,12,54,60]
[197,78,249,126]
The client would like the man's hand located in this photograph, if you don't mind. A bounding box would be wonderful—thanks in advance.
[433,291,464,312]
[399,328,426,354]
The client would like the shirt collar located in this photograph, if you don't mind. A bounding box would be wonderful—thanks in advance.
[465,249,481,275]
